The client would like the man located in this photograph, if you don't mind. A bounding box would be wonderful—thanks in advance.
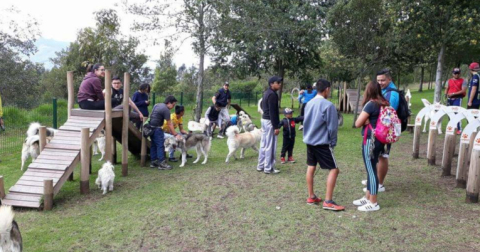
[149,96,182,170]
[257,76,282,174]
[369,69,399,193]
[212,81,231,138]
[445,68,467,133]
[303,79,344,211]
[467,62,480,109]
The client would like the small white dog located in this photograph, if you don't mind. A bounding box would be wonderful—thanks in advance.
[0,205,23,252]
[188,118,210,132]
[93,130,106,161]
[27,122,57,138]
[95,161,115,195]
[225,126,262,163]
[421,99,442,134]
[20,135,40,171]
[238,111,255,132]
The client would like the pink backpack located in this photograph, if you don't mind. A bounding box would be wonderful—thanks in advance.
[374,106,401,144]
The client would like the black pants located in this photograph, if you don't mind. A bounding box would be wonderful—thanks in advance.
[219,121,233,136]
[79,100,105,110]
[300,103,306,125]
[281,136,295,158]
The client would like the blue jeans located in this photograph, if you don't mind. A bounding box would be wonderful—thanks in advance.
[150,128,165,162]
[447,98,462,131]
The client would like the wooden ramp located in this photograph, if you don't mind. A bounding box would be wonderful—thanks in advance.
[111,117,150,157]
[2,110,107,208]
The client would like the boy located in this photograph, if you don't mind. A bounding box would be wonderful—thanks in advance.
[278,108,303,164]
[303,79,344,211]
[204,103,221,137]
[163,105,192,162]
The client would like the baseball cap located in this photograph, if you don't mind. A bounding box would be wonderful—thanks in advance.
[284,108,293,114]
[268,76,283,85]
[452,68,461,74]
[224,81,229,86]
[469,62,480,71]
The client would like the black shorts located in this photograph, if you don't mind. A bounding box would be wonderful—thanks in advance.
[306,144,337,169]
[380,143,391,158]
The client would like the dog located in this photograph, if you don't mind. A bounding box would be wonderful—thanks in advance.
[0,205,23,252]
[26,122,57,139]
[421,99,442,134]
[257,98,264,115]
[95,161,115,195]
[238,111,255,132]
[20,135,40,171]
[188,118,210,132]
[405,89,412,109]
[164,134,212,167]
[93,130,106,161]
[225,126,262,163]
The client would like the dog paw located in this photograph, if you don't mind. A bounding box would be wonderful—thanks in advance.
[179,165,185,167]
[193,160,199,164]
[201,161,206,164]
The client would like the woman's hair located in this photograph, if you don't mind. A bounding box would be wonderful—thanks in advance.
[175,105,185,115]
[362,81,390,107]
[139,83,151,93]
[86,63,103,73]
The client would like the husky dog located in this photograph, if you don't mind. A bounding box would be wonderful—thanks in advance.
[225,126,262,163]
[164,134,212,168]
[421,99,442,134]
[95,161,115,195]
[188,118,210,132]
[92,130,106,161]
[0,205,23,252]
[238,111,255,132]
[20,135,40,171]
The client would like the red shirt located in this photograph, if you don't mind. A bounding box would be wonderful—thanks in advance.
[447,78,465,95]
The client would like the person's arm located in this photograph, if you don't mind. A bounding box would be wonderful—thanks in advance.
[298,92,304,102]
[132,92,145,107]
[468,77,478,106]
[390,91,400,110]
[278,118,284,128]
[326,104,338,147]
[295,116,304,123]
[179,123,187,134]
[227,91,231,107]
[355,111,370,128]
[128,98,144,121]
[94,81,104,100]
[205,107,211,119]
[268,94,280,134]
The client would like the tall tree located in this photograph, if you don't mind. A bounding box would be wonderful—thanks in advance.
[152,40,178,94]
[126,0,218,121]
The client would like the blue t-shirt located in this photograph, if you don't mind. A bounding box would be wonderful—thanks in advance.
[231,115,237,125]
[468,74,480,105]
[298,90,317,104]
[361,101,380,138]
[382,82,399,110]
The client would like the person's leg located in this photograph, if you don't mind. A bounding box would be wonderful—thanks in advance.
[452,98,462,130]
[263,120,276,172]
[257,119,267,171]
[156,130,166,163]
[280,137,288,158]
[288,138,295,159]
[150,130,159,163]
[0,117,4,131]
[300,103,306,125]
[377,144,390,185]
[306,165,317,198]
[325,168,339,201]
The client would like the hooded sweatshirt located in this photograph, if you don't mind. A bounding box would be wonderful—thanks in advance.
[78,72,104,102]
[303,96,338,147]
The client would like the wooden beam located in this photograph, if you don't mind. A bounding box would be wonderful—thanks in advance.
[43,179,54,211]
[412,125,421,159]
[105,69,113,162]
[466,148,480,203]
[141,117,147,167]
[0,176,5,199]
[67,71,74,118]
[441,132,456,176]
[80,128,90,194]
[427,128,437,165]
[39,126,47,152]
[122,72,130,176]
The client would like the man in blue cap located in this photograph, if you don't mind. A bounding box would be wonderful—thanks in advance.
[257,76,282,174]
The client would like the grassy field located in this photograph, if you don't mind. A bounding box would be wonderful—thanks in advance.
[1,88,480,251]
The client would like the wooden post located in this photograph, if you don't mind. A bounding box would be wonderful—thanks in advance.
[122,72,130,176]
[441,133,456,176]
[105,69,113,162]
[343,82,347,112]
[457,134,476,188]
[39,126,47,152]
[43,179,53,211]
[412,125,421,159]
[0,176,5,199]
[140,117,147,167]
[427,128,437,165]
[67,71,74,118]
[80,128,90,194]
[466,149,480,203]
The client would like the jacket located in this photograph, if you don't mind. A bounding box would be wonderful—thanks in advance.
[78,72,104,103]
[261,88,280,129]
[279,116,303,138]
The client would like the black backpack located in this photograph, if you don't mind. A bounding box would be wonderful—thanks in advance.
[385,88,411,132]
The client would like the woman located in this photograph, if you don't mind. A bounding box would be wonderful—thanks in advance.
[353,81,389,212]
[132,83,151,128]
[78,63,106,110]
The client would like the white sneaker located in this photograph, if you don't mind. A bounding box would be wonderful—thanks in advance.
[298,125,303,131]
[353,196,370,206]
[361,180,367,185]
[273,169,281,174]
[362,184,385,193]
[357,202,380,212]
[217,135,224,139]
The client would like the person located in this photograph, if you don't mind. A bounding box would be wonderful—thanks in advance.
[218,114,238,138]
[278,108,303,164]
[257,76,282,174]
[298,84,317,130]
[467,62,480,109]
[108,76,144,122]
[204,104,222,137]
[212,81,231,138]
[370,69,399,193]
[0,91,4,131]
[353,81,390,212]
[78,63,106,110]
[132,83,151,128]
[445,68,467,134]
[149,96,182,170]
[303,79,344,211]
[163,105,192,162]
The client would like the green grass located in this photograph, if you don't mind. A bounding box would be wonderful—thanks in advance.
[1,89,480,251]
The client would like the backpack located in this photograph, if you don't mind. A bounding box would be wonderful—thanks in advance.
[374,106,401,144]
[385,88,411,132]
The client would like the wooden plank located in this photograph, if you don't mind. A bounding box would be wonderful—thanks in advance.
[20,176,59,183]
[5,193,42,202]
[59,126,95,132]
[33,159,73,165]
[51,135,82,140]
[56,131,84,136]
[28,163,68,170]
[42,148,79,154]
[65,119,103,125]
[9,185,44,194]
[1,199,41,208]
[49,139,81,144]
[36,155,76,161]
[63,122,102,128]
[16,180,45,187]
[71,109,105,118]
[68,116,104,122]
[25,169,64,176]
[44,143,80,150]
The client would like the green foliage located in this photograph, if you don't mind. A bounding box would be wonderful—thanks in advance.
[152,40,178,94]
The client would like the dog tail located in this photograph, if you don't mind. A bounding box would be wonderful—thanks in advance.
[0,205,14,238]
[226,126,240,138]
[257,98,263,115]
[25,135,40,146]
[26,122,42,137]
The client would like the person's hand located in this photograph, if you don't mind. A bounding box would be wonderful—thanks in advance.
[181,130,187,134]
[145,100,150,105]
[175,134,183,140]
[468,102,473,107]
[138,113,144,121]
[364,119,370,126]
[299,90,305,94]
[274,129,280,135]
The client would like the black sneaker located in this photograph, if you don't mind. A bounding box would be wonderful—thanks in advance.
[169,157,179,162]
[158,160,173,170]
[150,160,159,168]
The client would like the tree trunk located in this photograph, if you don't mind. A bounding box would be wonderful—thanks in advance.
[419,66,425,92]
[434,45,445,103]
[194,6,205,122]
[277,61,285,107]
[429,64,434,89]
[352,77,361,128]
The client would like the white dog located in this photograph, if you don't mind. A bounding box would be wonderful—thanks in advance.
[188,118,210,132]
[164,134,212,167]
[421,99,442,134]
[0,205,23,252]
[20,135,40,171]
[257,98,264,115]
[405,89,412,109]
[93,131,106,161]
[225,126,262,163]
[27,122,57,138]
[95,161,115,195]
[238,111,255,132]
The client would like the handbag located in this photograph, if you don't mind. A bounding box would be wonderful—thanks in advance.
[142,107,156,138]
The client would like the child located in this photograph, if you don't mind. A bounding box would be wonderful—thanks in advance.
[163,105,192,162]
[132,83,151,128]
[278,108,303,164]
[204,103,221,137]
[218,114,238,138]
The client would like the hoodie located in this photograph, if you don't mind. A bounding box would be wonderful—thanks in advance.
[78,72,104,103]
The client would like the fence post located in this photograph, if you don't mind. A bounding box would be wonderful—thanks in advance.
[152,92,156,108]
[80,127,90,194]
[0,176,5,199]
[181,92,184,105]
[52,98,58,129]
[67,71,74,118]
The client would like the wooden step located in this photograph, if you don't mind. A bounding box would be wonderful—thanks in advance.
[2,198,42,208]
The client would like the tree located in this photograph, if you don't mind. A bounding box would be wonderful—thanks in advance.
[126,0,219,121]
[152,40,178,94]
[212,0,332,106]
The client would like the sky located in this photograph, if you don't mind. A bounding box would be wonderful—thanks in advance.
[1,0,211,69]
